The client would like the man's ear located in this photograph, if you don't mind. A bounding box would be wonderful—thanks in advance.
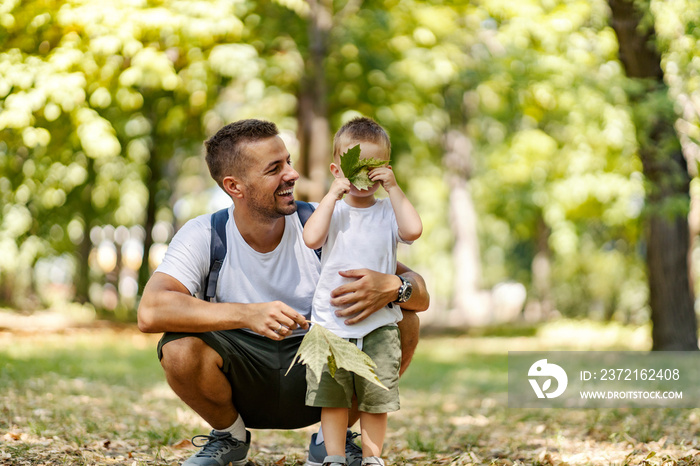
[222,176,245,199]
[330,163,343,178]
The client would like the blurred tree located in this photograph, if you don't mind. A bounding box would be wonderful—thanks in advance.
[373,1,488,324]
[57,1,255,299]
[457,0,646,324]
[296,0,332,201]
[250,0,379,202]
[3,0,699,335]
[246,0,650,326]
[609,0,698,350]
[0,0,257,313]
[0,0,120,306]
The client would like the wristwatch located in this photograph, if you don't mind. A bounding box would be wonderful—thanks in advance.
[394,275,413,304]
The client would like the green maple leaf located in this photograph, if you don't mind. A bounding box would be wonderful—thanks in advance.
[285,323,332,381]
[340,144,361,180]
[325,329,387,390]
[350,167,374,191]
[339,144,389,191]
[286,323,388,390]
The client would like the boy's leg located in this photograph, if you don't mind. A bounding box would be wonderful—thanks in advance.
[346,311,418,424]
[321,407,350,457]
[308,321,409,464]
[359,412,387,458]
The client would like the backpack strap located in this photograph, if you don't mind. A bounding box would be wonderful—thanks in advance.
[202,201,320,302]
[296,201,322,260]
[204,207,229,302]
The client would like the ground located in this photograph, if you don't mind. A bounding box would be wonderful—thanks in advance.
[0,313,699,465]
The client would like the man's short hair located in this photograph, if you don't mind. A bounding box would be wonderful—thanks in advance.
[333,116,391,160]
[205,119,279,188]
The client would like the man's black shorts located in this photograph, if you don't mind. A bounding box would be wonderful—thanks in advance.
[158,329,321,429]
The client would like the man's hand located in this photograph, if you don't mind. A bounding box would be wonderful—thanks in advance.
[330,269,401,325]
[243,301,309,340]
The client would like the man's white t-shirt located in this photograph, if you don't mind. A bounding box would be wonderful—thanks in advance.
[155,205,321,336]
[311,198,407,339]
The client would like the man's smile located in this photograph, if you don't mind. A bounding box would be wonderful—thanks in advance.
[276,186,294,197]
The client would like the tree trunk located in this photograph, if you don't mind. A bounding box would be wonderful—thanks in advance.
[74,157,96,304]
[609,0,698,350]
[445,130,491,326]
[647,196,697,349]
[75,224,93,304]
[296,0,332,202]
[138,142,159,295]
[531,215,553,319]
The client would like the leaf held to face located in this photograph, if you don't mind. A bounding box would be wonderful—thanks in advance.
[350,167,374,191]
[339,144,389,190]
[286,323,388,390]
[340,144,361,180]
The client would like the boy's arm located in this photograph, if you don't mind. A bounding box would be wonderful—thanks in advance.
[370,167,422,242]
[302,177,351,249]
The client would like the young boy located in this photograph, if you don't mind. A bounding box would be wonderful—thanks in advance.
[302,117,423,466]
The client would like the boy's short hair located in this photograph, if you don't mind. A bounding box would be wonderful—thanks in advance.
[205,119,279,188]
[333,117,391,160]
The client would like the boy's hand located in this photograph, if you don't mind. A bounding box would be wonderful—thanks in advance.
[328,177,351,200]
[369,166,398,192]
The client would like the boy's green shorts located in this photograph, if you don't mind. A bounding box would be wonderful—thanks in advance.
[305,325,401,413]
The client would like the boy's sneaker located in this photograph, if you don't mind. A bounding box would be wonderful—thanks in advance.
[323,455,347,466]
[306,430,362,466]
[362,457,385,466]
[182,430,251,466]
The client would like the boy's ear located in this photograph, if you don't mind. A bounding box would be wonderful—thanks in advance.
[222,176,245,199]
[330,163,343,178]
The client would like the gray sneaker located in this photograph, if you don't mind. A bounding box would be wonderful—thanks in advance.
[306,430,362,466]
[182,430,250,466]
[361,457,384,466]
[323,455,347,466]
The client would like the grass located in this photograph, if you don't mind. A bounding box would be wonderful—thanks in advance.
[1,320,699,465]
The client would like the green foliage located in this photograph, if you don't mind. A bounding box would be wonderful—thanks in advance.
[2,0,699,325]
[0,0,258,312]
[339,144,389,190]
[287,323,388,390]
[447,0,651,318]
[650,0,700,299]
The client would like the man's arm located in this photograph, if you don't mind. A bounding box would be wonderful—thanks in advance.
[395,261,429,311]
[137,272,308,339]
[329,261,429,326]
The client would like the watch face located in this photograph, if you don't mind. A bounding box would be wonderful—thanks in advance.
[398,278,412,303]
[402,284,412,301]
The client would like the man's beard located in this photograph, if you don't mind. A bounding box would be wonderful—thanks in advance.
[248,183,297,220]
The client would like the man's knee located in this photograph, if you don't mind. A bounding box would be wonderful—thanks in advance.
[160,337,222,378]
[398,311,420,376]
